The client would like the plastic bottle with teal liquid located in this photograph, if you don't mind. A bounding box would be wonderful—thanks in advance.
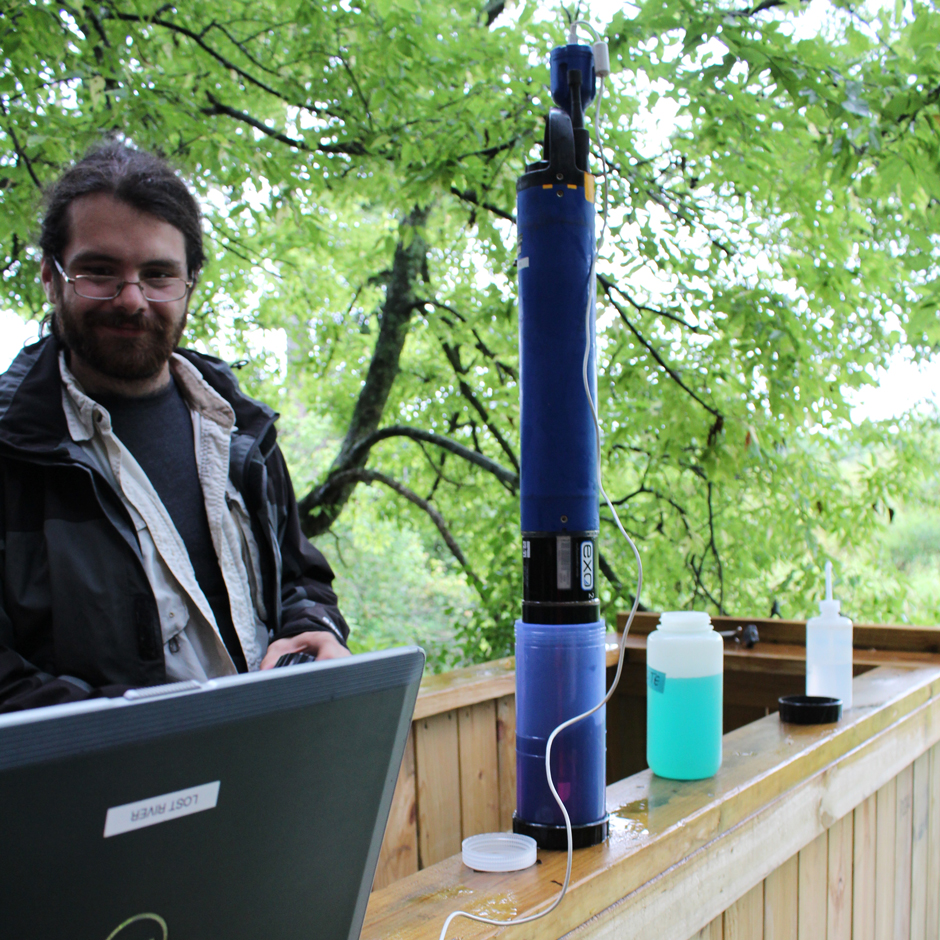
[647,611,723,780]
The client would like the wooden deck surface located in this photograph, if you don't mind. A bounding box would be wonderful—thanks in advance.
[373,617,940,893]
[363,664,940,939]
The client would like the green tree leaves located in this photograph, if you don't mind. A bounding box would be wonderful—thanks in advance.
[3,0,940,655]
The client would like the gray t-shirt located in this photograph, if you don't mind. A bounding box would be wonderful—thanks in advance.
[97,378,248,672]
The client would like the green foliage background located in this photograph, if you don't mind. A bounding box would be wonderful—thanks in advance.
[3,0,940,666]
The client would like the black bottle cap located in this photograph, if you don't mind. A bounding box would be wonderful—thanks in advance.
[778,695,842,725]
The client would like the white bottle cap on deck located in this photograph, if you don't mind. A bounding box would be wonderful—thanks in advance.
[461,833,538,872]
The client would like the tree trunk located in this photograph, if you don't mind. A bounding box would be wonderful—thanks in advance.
[300,205,429,535]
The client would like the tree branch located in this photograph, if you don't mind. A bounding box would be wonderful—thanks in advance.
[337,51,373,130]
[482,0,506,27]
[0,107,41,189]
[609,483,691,530]
[202,92,365,155]
[324,468,480,584]
[422,297,467,323]
[473,328,518,383]
[729,0,789,17]
[601,280,723,422]
[706,482,726,614]
[108,8,316,112]
[199,18,299,76]
[597,273,704,333]
[597,550,646,612]
[421,299,519,384]
[1,233,21,276]
[450,186,515,223]
[440,341,520,473]
[322,424,519,490]
[415,440,462,489]
[457,136,521,162]
[606,155,736,257]
[688,550,724,612]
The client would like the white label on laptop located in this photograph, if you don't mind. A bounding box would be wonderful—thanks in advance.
[103,781,220,838]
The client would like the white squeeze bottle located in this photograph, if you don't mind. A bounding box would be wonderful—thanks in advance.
[805,561,853,709]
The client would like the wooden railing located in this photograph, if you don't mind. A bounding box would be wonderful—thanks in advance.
[364,662,940,939]
[372,614,940,893]
[686,740,939,940]
[372,657,518,889]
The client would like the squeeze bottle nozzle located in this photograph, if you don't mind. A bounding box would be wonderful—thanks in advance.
[820,560,840,618]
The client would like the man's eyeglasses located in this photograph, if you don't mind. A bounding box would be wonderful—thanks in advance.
[53,258,193,303]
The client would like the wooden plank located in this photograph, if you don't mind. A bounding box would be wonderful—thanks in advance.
[851,793,876,940]
[614,633,940,673]
[605,660,648,783]
[763,852,797,940]
[827,813,853,940]
[617,612,940,655]
[725,882,763,940]
[560,667,940,940]
[363,666,940,940]
[373,726,418,891]
[896,762,915,940]
[875,777,897,940]
[725,704,768,736]
[911,751,931,940]
[399,626,940,726]
[570,677,939,940]
[414,709,461,868]
[496,694,516,832]
[690,915,724,940]
[798,832,828,939]
[928,743,940,940]
[457,700,499,839]
[617,611,664,636]
[406,618,940,729]
[723,667,805,711]
[413,657,515,721]
[724,646,940,670]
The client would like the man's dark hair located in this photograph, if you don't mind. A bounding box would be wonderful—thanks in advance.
[39,142,206,277]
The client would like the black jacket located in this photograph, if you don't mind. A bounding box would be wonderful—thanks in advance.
[0,336,348,712]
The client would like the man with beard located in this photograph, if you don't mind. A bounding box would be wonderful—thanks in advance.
[0,143,350,711]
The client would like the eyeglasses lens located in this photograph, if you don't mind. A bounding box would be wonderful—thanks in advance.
[74,277,188,302]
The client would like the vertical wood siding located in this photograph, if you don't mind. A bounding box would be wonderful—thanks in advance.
[682,741,940,940]
[373,694,518,887]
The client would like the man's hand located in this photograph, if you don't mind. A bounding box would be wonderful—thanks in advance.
[260,631,351,670]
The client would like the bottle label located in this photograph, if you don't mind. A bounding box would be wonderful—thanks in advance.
[647,666,666,694]
[556,536,571,590]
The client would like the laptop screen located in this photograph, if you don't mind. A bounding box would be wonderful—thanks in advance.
[0,647,424,940]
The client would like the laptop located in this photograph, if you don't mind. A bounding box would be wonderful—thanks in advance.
[0,646,424,940]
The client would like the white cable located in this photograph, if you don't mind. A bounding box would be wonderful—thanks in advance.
[568,19,602,43]
[438,64,643,940]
